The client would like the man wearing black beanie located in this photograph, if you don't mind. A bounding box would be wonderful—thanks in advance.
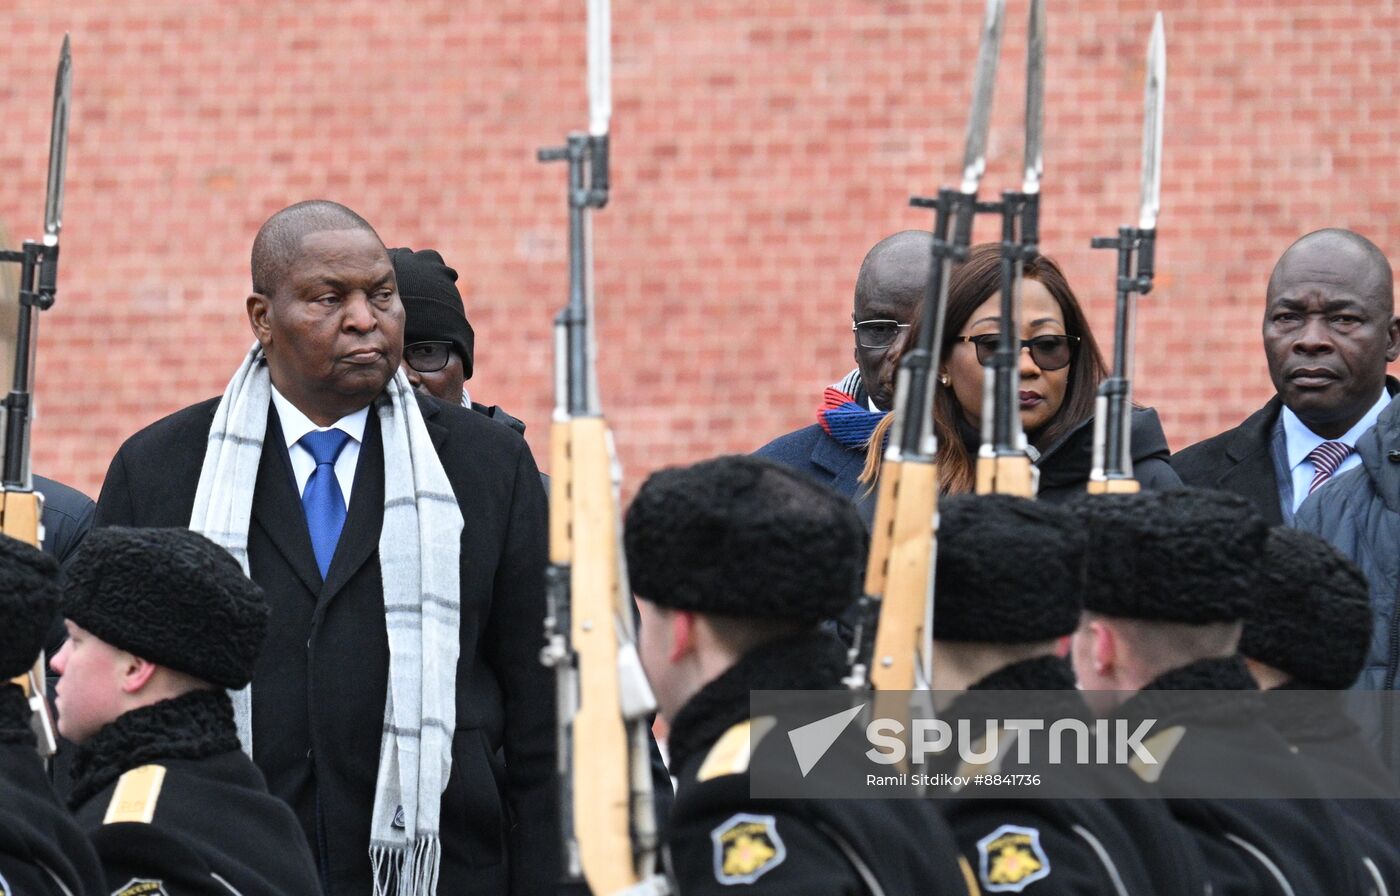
[1069,489,1372,896]
[624,455,971,894]
[52,526,320,896]
[928,494,1207,896]
[0,533,105,896]
[391,246,527,435]
[1241,526,1400,896]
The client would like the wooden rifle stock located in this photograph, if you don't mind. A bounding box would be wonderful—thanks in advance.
[865,460,938,692]
[549,416,657,894]
[540,127,664,894]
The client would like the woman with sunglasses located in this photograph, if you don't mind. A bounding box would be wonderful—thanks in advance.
[861,242,1179,500]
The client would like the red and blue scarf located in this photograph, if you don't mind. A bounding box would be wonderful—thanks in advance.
[817,369,888,450]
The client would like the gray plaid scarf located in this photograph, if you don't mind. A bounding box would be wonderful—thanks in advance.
[189,344,463,896]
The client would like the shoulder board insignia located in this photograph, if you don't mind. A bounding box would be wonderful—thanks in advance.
[111,879,169,896]
[103,764,167,825]
[977,824,1051,893]
[697,715,776,782]
[711,812,786,885]
[1128,725,1186,783]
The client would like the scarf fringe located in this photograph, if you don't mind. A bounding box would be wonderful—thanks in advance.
[372,837,442,896]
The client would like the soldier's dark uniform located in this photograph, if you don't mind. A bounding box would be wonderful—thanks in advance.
[928,495,1207,896]
[67,689,322,896]
[1075,490,1373,896]
[664,634,975,896]
[1241,526,1400,896]
[0,534,105,896]
[624,456,975,896]
[59,527,320,896]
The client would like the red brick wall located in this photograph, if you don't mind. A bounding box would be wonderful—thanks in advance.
[1,0,1397,499]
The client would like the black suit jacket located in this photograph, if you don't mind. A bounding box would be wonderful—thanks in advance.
[1170,396,1288,525]
[96,394,556,896]
[1172,376,1400,526]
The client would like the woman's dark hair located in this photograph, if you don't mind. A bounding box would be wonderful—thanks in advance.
[862,242,1107,494]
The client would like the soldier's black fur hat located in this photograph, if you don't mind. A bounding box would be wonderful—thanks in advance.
[934,494,1083,642]
[391,247,476,380]
[1240,526,1371,689]
[1069,488,1267,623]
[624,455,866,622]
[0,534,60,680]
[62,527,269,689]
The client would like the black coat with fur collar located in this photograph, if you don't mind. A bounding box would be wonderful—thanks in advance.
[0,685,105,896]
[665,634,971,896]
[936,656,1209,896]
[70,689,320,896]
[1115,657,1371,896]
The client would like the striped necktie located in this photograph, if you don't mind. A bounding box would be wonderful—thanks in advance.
[1305,440,1352,495]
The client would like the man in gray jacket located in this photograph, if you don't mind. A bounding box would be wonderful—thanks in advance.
[1296,393,1400,766]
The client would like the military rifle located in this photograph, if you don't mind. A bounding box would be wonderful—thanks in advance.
[0,35,71,758]
[845,0,1006,693]
[537,3,666,894]
[975,0,1045,498]
[1088,14,1165,494]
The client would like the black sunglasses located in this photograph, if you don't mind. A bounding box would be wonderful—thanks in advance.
[953,334,1081,371]
[403,341,454,373]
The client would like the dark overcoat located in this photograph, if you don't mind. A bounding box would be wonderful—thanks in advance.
[0,686,105,896]
[95,394,556,896]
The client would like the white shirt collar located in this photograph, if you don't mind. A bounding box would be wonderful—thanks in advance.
[270,385,370,449]
[1281,389,1390,470]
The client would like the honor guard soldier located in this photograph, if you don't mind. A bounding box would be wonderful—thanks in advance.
[928,494,1207,896]
[52,527,320,896]
[624,455,975,895]
[1240,526,1400,895]
[0,534,105,896]
[1070,489,1372,896]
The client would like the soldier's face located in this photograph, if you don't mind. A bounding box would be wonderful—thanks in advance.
[248,228,405,427]
[50,621,131,744]
[636,598,683,723]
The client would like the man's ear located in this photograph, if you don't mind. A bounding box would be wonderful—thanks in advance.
[119,653,159,696]
[1091,619,1116,678]
[247,292,273,348]
[669,610,697,663]
[1385,314,1400,362]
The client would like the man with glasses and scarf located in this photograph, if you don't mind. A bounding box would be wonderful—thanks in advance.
[391,247,528,435]
[756,230,926,518]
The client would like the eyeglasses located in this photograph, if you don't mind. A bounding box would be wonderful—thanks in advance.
[403,341,454,373]
[853,319,912,349]
[953,334,1081,371]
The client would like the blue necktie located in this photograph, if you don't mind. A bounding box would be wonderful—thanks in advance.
[299,429,351,579]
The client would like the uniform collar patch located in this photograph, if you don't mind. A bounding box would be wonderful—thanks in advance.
[977,824,1051,892]
[711,812,786,885]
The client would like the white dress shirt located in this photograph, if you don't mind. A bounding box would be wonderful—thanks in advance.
[270,386,370,505]
[1281,390,1390,512]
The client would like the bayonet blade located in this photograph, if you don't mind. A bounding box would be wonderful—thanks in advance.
[1022,0,1046,195]
[1138,13,1165,231]
[586,0,611,137]
[960,0,1006,195]
[43,34,72,246]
